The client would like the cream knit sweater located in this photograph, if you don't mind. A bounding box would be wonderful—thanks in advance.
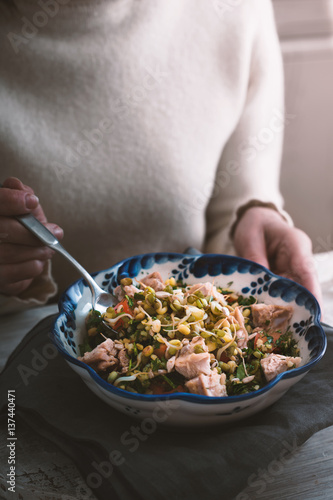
[0,0,287,313]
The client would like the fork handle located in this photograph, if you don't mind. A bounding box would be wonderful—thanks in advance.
[16,214,94,287]
[0,183,104,306]
[17,213,61,249]
[15,213,101,302]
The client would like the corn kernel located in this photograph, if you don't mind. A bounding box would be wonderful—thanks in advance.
[135,312,145,321]
[178,324,191,336]
[206,340,217,352]
[151,354,158,361]
[242,308,251,317]
[223,333,233,343]
[136,344,144,351]
[166,277,176,287]
[169,339,181,347]
[87,327,98,337]
[187,305,205,321]
[142,345,154,357]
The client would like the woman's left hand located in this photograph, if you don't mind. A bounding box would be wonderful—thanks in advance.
[233,207,323,311]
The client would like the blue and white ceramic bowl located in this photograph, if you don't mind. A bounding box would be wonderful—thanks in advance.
[51,253,326,427]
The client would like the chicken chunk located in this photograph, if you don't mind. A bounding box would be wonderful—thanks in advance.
[140,272,165,292]
[166,355,176,373]
[185,370,227,397]
[233,306,248,348]
[175,336,211,379]
[114,284,141,301]
[118,349,130,373]
[252,304,293,334]
[78,339,118,372]
[260,353,301,382]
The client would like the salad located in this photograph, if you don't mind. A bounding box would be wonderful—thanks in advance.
[78,272,301,397]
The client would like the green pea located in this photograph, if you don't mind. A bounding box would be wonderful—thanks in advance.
[147,294,155,305]
[107,371,118,383]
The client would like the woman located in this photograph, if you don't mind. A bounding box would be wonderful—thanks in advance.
[0,0,321,313]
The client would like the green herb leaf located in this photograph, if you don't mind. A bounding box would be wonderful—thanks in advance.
[237,295,256,306]
[162,375,176,389]
[236,364,246,380]
[125,295,134,308]
[79,339,92,357]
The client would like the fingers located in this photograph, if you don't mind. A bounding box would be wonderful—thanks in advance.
[0,187,39,216]
[1,176,47,222]
[0,218,63,246]
[232,207,324,312]
[0,243,55,264]
[281,264,324,315]
[278,233,323,311]
[266,225,324,310]
[283,266,323,305]
[233,216,270,269]
[0,279,35,297]
[0,260,46,289]
[0,177,64,296]
[2,177,34,194]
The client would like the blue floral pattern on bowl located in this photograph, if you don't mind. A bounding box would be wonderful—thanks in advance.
[293,316,313,337]
[241,273,272,296]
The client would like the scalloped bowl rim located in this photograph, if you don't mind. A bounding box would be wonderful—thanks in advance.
[50,252,327,404]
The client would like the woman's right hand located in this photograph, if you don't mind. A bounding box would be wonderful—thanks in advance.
[0,177,64,296]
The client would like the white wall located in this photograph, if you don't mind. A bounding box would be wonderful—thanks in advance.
[273,0,333,252]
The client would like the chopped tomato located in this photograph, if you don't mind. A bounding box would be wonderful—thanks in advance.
[254,330,281,350]
[115,298,132,315]
[114,299,133,329]
[154,343,167,359]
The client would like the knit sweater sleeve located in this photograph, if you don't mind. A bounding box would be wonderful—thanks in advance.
[204,0,290,255]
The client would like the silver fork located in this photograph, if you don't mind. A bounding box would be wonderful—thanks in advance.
[12,212,118,324]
